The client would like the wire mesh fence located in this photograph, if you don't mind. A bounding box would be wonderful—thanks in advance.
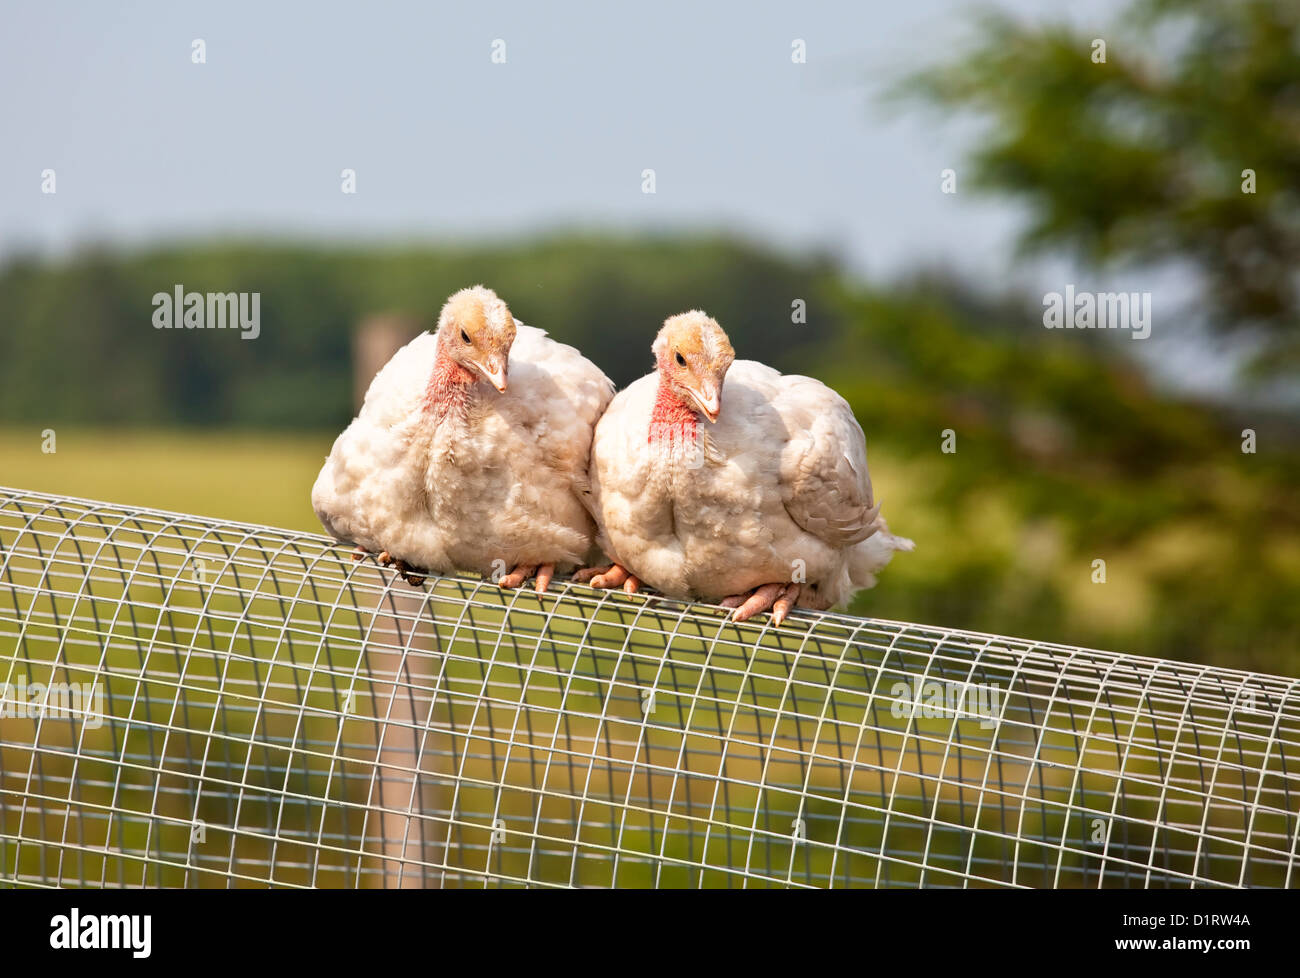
[0,485,1296,888]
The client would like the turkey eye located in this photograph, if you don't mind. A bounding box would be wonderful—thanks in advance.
[460,329,471,344]
[674,351,686,367]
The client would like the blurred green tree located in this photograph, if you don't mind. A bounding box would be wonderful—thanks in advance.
[901,0,1300,375]
[0,237,844,428]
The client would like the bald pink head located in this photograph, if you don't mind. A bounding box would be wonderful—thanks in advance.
[652,310,735,423]
[435,285,516,393]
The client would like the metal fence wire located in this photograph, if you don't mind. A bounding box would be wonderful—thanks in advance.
[0,485,1297,889]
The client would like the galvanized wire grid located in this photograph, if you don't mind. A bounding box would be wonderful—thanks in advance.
[0,486,1296,889]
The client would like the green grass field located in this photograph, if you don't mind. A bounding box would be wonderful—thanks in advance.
[2,425,1296,675]
[0,427,332,533]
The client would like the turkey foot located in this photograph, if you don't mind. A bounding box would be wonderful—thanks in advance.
[498,563,556,593]
[721,582,801,626]
[574,563,641,594]
[376,550,427,587]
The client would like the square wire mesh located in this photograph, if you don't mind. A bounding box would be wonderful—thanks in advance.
[0,486,1296,888]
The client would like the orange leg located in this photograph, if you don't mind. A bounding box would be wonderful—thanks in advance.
[534,564,555,593]
[576,563,640,594]
[496,563,558,593]
[498,564,538,589]
[724,582,801,626]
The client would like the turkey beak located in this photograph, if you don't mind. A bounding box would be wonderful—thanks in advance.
[474,358,508,393]
[695,384,721,423]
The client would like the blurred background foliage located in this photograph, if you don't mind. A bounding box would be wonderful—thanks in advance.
[901,0,1300,376]
[1,0,1296,677]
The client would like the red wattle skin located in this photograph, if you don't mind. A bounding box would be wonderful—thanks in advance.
[424,350,477,420]
[648,369,700,444]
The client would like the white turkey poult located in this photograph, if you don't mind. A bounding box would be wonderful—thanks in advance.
[578,310,913,625]
[312,285,614,591]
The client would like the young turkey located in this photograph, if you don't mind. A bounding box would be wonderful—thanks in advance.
[579,310,912,624]
[312,285,614,590]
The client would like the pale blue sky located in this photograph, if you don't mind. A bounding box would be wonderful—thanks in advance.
[1,0,1128,285]
[13,4,1247,398]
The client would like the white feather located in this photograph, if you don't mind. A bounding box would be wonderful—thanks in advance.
[312,323,614,574]
[586,359,912,609]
